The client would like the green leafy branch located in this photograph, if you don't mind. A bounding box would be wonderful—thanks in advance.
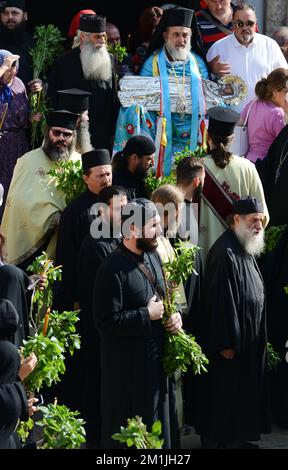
[37,403,86,449]
[39,310,81,357]
[174,145,206,167]
[112,416,163,449]
[27,252,62,328]
[22,333,65,392]
[267,342,281,371]
[162,241,209,377]
[264,225,286,253]
[48,160,86,205]
[284,286,288,295]
[29,24,63,148]
[107,43,128,63]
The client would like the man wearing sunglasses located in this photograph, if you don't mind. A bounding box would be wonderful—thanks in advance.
[207,3,287,111]
[1,110,81,270]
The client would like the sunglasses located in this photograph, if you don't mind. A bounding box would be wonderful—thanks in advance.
[50,129,74,139]
[234,20,256,28]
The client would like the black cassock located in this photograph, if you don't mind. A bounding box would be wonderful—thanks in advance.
[195,230,270,444]
[54,190,99,310]
[93,243,178,449]
[0,30,34,87]
[47,47,118,150]
[261,226,288,427]
[112,168,149,201]
[77,235,120,443]
[0,265,30,348]
[256,124,288,226]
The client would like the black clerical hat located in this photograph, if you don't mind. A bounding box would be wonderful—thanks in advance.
[165,7,194,28]
[57,89,91,114]
[46,110,78,131]
[2,0,26,11]
[207,106,240,137]
[123,135,156,157]
[81,149,111,173]
[233,196,263,215]
[0,299,19,337]
[122,198,159,229]
[79,14,106,33]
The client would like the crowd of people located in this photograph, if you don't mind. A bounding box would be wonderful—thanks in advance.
[0,0,288,450]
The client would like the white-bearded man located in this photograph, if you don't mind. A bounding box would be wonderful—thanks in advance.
[194,195,271,449]
[47,14,118,151]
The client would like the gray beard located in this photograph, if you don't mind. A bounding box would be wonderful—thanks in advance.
[76,120,93,154]
[80,43,112,81]
[42,136,76,162]
[165,42,191,61]
[234,220,265,257]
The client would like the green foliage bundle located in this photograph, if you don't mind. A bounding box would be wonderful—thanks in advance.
[39,310,81,357]
[48,160,86,205]
[22,333,65,392]
[38,403,86,449]
[29,25,63,148]
[107,43,128,63]
[17,418,34,444]
[267,342,281,371]
[112,416,163,449]
[264,225,286,253]
[163,241,209,376]
[145,146,206,196]
[22,253,80,392]
[27,252,62,318]
[174,145,206,166]
[284,286,288,295]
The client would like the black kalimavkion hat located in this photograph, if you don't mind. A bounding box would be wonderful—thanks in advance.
[81,149,111,172]
[207,106,240,137]
[57,88,91,114]
[79,14,106,33]
[233,196,263,215]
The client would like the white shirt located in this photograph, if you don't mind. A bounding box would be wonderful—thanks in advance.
[207,33,287,111]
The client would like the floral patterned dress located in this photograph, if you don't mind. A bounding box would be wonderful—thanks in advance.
[0,76,30,219]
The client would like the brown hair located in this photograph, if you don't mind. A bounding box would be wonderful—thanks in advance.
[208,133,233,169]
[151,184,184,206]
[176,157,204,186]
[255,68,288,101]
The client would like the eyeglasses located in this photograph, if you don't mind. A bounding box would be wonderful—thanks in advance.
[234,20,256,28]
[50,129,74,139]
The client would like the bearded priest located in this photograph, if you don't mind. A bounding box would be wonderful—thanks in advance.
[47,13,118,151]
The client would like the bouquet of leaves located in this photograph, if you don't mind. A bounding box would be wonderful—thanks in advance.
[29,25,63,148]
[48,160,86,205]
[27,252,62,328]
[107,42,128,63]
[112,416,163,449]
[22,253,81,392]
[37,402,86,449]
[162,241,209,377]
[174,145,207,166]
[284,286,288,295]
[264,225,286,253]
[267,342,281,371]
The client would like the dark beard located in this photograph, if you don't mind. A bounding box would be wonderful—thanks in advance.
[42,138,73,162]
[0,22,26,44]
[193,182,203,202]
[136,236,158,252]
[135,165,149,179]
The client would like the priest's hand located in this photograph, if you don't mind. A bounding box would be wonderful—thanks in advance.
[147,295,164,321]
[164,312,182,334]
[208,55,231,77]
[220,349,235,359]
